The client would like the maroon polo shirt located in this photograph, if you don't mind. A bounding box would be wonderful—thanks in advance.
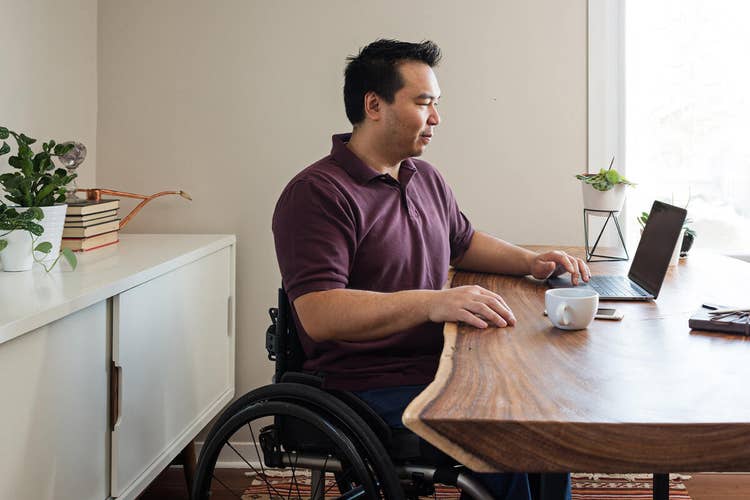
[272,133,474,391]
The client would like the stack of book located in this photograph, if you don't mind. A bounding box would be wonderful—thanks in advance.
[62,199,121,251]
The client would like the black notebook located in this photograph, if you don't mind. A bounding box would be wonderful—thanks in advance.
[689,306,750,336]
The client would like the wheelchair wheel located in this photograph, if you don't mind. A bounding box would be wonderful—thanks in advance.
[196,383,404,499]
[193,399,382,499]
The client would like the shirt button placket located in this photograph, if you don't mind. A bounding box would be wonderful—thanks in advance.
[402,187,418,220]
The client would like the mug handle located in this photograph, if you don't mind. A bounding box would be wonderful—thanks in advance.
[556,303,571,326]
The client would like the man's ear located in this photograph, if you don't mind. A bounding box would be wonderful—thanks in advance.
[363,91,382,121]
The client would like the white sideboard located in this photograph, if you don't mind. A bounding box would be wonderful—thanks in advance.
[0,234,236,500]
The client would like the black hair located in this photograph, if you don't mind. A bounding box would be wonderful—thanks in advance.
[343,39,442,125]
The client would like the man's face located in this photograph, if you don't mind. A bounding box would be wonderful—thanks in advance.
[380,61,441,159]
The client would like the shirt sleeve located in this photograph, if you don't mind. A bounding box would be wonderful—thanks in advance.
[272,179,356,303]
[445,183,474,263]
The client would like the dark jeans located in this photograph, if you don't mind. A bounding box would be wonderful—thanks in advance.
[354,384,571,500]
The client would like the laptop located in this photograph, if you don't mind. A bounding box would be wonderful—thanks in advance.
[547,200,687,300]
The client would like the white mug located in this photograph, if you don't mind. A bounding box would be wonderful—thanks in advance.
[545,288,599,330]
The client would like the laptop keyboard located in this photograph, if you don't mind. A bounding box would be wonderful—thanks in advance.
[589,276,647,297]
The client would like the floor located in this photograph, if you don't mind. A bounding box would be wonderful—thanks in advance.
[137,468,750,500]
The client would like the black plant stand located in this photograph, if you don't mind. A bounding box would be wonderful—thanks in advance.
[583,209,629,262]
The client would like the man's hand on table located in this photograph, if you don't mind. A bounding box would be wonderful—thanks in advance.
[530,250,591,285]
[425,285,516,329]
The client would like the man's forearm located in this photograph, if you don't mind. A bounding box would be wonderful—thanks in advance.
[453,231,537,275]
[294,288,437,342]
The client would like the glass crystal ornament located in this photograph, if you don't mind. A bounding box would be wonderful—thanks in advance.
[58,141,87,203]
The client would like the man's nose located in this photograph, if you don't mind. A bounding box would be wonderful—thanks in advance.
[428,105,440,126]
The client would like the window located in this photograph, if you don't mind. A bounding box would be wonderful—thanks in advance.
[590,0,750,256]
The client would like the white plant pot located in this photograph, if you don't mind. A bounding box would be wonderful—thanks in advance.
[37,204,67,264]
[0,204,67,272]
[0,229,34,271]
[581,183,627,214]
[668,227,686,266]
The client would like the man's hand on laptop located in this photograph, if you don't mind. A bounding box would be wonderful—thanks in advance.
[530,250,590,286]
[425,285,516,329]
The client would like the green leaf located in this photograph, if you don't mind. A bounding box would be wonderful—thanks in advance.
[17,141,32,159]
[34,241,52,254]
[26,207,44,220]
[0,127,9,140]
[0,239,7,252]
[0,142,9,155]
[61,248,77,270]
[35,183,57,204]
[8,156,22,169]
[33,152,52,172]
[18,133,37,145]
[20,157,33,175]
[605,169,620,184]
[53,143,74,156]
[26,221,44,236]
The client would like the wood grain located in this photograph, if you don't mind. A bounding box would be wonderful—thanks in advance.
[403,248,750,473]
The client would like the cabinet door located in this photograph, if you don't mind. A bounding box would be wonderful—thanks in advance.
[111,246,233,498]
[0,301,109,500]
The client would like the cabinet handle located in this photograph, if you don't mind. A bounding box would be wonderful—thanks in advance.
[110,361,122,431]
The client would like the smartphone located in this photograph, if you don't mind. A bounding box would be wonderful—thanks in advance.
[595,307,624,320]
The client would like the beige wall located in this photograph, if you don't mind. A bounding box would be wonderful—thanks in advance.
[97,0,588,394]
[0,0,98,188]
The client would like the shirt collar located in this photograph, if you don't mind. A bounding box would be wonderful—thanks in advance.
[331,133,418,185]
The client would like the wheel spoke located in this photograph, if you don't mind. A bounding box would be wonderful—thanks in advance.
[287,450,303,499]
[210,471,245,499]
[327,467,353,495]
[226,440,286,498]
[248,424,267,476]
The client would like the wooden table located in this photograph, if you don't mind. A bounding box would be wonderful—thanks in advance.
[404,247,750,480]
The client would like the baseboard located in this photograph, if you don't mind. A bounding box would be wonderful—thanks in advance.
[194,440,263,469]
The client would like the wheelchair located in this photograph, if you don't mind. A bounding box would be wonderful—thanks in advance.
[191,288,496,500]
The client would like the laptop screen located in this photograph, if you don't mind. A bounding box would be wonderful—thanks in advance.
[628,200,687,297]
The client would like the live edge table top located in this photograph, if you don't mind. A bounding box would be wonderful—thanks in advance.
[403,247,750,473]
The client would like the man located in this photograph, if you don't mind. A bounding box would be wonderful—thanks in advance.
[273,39,588,500]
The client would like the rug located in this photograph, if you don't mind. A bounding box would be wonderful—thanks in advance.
[241,471,692,499]
[570,473,691,500]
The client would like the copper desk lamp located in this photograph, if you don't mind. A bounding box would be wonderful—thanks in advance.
[77,188,192,230]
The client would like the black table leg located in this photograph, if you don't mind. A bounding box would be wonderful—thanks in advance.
[653,473,669,500]
[528,473,571,500]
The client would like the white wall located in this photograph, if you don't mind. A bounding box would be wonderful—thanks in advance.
[0,0,98,189]
[97,0,588,394]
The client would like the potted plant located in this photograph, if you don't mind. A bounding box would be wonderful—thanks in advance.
[575,157,635,213]
[0,203,77,271]
[0,126,77,269]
